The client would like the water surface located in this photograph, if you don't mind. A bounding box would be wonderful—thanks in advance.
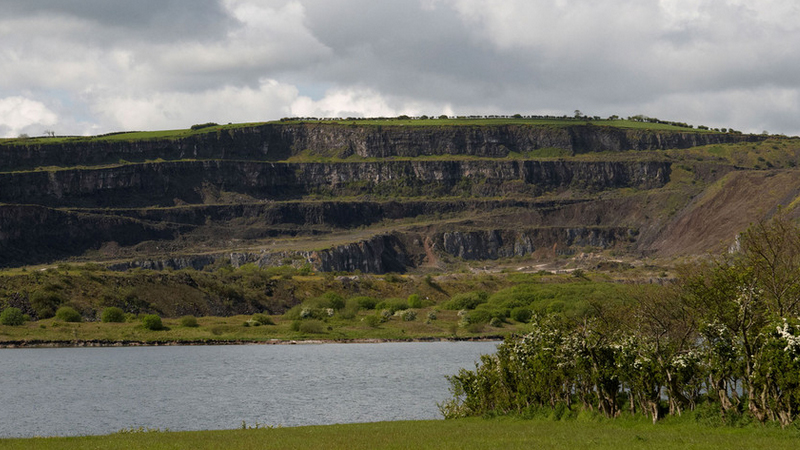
[0,341,496,438]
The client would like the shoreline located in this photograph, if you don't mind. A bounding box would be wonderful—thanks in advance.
[0,335,505,349]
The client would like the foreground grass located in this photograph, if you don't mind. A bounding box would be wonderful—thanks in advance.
[2,417,799,450]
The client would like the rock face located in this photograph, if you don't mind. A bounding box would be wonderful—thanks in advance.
[105,227,635,274]
[0,204,182,267]
[0,159,670,207]
[0,123,763,171]
[0,122,763,270]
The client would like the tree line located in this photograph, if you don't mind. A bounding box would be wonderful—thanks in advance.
[442,214,800,427]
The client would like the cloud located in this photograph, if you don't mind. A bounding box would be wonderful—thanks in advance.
[0,96,59,138]
[1,0,234,44]
[291,87,454,118]
[2,0,800,136]
[92,79,299,131]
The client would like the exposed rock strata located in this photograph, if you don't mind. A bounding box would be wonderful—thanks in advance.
[0,160,670,207]
[107,227,633,274]
[0,124,763,171]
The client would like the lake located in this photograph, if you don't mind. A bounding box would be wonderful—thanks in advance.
[0,341,497,438]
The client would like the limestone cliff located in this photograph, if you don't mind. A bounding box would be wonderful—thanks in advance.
[0,123,762,171]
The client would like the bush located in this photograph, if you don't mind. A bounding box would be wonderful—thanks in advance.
[407,294,423,309]
[352,296,378,310]
[399,310,417,321]
[30,290,66,319]
[101,307,126,323]
[190,122,219,131]
[363,315,381,328]
[180,315,199,327]
[375,298,409,313]
[141,314,164,330]
[55,306,82,323]
[510,307,532,323]
[384,273,403,283]
[443,291,488,310]
[298,320,325,334]
[320,292,345,310]
[250,313,274,326]
[467,309,492,324]
[1,307,25,326]
[338,303,359,320]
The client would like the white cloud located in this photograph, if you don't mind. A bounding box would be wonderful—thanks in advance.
[93,80,299,131]
[291,87,454,118]
[150,1,331,84]
[0,96,58,137]
[2,1,800,136]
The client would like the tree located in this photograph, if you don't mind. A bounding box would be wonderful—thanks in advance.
[1,307,26,326]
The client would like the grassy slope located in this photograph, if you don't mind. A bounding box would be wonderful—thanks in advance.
[2,418,799,450]
[0,271,650,345]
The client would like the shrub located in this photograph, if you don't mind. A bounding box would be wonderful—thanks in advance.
[101,307,126,323]
[443,291,488,310]
[251,313,274,326]
[510,307,532,323]
[467,309,493,324]
[489,317,504,328]
[384,273,403,283]
[338,303,359,320]
[298,320,325,334]
[320,292,345,310]
[1,307,25,326]
[210,325,228,335]
[55,306,82,323]
[180,315,199,327]
[141,314,164,330]
[375,298,409,313]
[363,315,381,328]
[352,296,378,310]
[407,294,423,309]
[399,310,417,322]
[30,290,66,319]
[190,122,219,131]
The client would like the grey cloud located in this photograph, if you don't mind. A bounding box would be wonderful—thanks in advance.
[2,0,236,43]
[3,0,800,137]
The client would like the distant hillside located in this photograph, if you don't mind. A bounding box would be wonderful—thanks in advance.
[0,118,797,272]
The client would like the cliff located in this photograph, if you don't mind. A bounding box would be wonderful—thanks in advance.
[0,123,762,171]
[107,226,634,274]
[0,159,670,207]
[0,120,786,271]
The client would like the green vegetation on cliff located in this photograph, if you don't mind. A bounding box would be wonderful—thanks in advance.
[0,265,657,345]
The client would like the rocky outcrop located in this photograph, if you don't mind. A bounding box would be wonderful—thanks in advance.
[436,228,632,260]
[0,204,183,267]
[0,159,670,207]
[0,123,764,171]
[85,198,584,228]
[105,226,633,274]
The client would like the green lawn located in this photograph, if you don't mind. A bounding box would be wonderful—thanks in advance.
[1,417,799,450]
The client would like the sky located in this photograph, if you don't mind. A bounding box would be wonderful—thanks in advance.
[1,0,799,138]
